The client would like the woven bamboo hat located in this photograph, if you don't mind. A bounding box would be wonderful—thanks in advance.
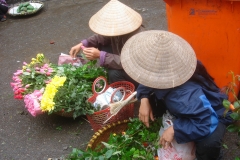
[89,0,142,36]
[121,30,197,89]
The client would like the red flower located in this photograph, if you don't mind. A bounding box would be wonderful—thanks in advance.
[142,142,148,147]
[14,95,23,99]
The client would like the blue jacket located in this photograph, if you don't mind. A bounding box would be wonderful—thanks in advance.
[137,81,233,144]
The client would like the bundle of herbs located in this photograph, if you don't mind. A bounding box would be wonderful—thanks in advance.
[66,118,162,160]
[53,60,107,118]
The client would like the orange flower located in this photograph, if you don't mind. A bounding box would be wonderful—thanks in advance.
[229,104,235,111]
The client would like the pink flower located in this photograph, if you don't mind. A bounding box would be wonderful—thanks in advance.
[23,62,28,65]
[43,64,49,68]
[14,78,22,82]
[46,72,51,76]
[39,69,46,74]
[13,84,22,91]
[48,68,54,73]
[24,89,44,117]
[13,70,23,76]
[10,82,18,88]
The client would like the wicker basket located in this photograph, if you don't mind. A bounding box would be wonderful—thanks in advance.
[87,120,129,150]
[87,80,135,132]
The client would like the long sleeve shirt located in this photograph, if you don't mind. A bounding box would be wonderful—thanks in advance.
[137,80,232,144]
[81,26,144,69]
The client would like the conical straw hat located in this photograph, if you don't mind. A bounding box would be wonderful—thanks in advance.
[89,0,142,36]
[121,30,197,89]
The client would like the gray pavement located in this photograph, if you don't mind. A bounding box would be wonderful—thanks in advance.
[0,0,239,160]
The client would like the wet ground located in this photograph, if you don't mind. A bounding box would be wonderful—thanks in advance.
[0,0,239,159]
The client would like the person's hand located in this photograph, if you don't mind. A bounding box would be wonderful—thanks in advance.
[159,126,174,149]
[139,98,154,128]
[69,43,83,58]
[82,47,100,60]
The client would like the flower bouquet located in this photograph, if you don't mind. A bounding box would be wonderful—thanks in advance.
[10,53,107,119]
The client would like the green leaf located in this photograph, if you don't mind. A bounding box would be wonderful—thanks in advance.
[98,155,105,160]
[101,142,113,149]
[233,101,240,109]
[22,72,31,75]
[112,151,121,155]
[105,149,113,158]
[230,112,240,120]
[31,72,35,78]
[71,92,76,98]
[222,143,228,149]
[227,124,239,132]
[56,126,62,131]
[223,99,231,109]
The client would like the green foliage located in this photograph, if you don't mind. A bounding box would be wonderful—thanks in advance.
[52,60,107,118]
[222,71,240,136]
[222,143,228,149]
[56,126,62,131]
[66,118,162,160]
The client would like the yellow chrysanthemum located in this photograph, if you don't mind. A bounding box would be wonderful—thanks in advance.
[40,75,66,112]
[51,76,66,87]
[36,53,44,62]
[31,58,36,61]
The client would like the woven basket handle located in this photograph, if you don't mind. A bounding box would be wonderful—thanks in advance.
[92,76,109,94]
[88,76,108,103]
[110,87,126,103]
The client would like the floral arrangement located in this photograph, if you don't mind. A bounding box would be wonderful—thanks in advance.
[10,53,107,118]
[66,118,161,160]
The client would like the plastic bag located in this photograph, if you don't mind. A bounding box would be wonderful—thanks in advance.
[93,87,123,110]
[158,111,196,160]
[58,53,84,67]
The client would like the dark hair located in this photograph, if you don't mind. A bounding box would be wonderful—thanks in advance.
[189,60,219,92]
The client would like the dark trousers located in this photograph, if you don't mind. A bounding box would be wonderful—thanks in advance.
[195,122,226,160]
[0,4,8,19]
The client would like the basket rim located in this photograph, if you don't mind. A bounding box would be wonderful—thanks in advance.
[86,119,129,150]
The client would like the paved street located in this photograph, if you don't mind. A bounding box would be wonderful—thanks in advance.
[0,0,239,159]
